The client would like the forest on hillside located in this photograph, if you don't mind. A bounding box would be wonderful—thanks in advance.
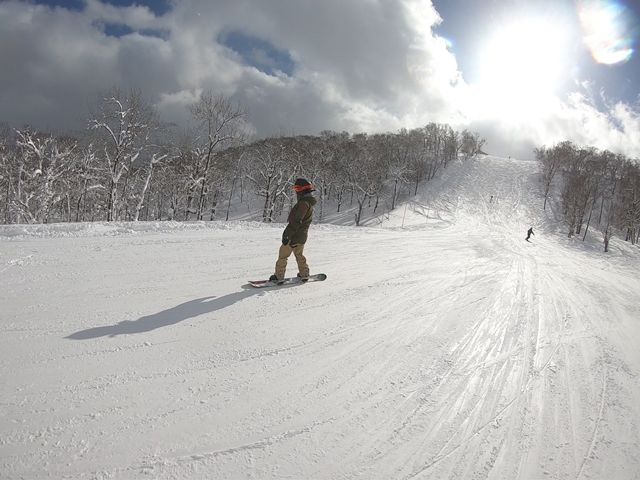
[536,142,640,251]
[1,88,639,253]
[0,89,484,227]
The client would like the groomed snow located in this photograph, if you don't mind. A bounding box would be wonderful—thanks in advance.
[2,156,639,479]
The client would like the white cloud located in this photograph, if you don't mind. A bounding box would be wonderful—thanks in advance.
[84,0,162,29]
[0,0,638,159]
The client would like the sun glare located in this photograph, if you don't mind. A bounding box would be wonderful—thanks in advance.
[475,18,571,118]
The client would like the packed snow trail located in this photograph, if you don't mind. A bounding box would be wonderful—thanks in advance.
[1,156,639,479]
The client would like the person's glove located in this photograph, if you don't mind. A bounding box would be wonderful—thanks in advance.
[282,232,289,245]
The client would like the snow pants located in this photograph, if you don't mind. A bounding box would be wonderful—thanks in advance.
[275,243,309,279]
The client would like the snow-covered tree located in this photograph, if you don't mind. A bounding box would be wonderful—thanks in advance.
[560,146,597,237]
[617,161,640,245]
[535,141,571,211]
[62,146,101,222]
[132,148,169,222]
[0,127,15,224]
[460,130,486,160]
[89,88,158,221]
[245,138,296,222]
[10,129,76,223]
[186,92,246,220]
[603,160,622,252]
[342,134,386,226]
[382,131,410,210]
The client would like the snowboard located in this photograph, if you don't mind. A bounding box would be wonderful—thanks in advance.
[248,273,327,288]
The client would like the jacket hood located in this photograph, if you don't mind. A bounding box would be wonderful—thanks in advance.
[298,192,317,206]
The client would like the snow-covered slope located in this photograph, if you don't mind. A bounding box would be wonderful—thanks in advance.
[2,156,639,479]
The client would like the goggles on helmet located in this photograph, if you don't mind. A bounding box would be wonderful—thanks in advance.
[293,183,313,193]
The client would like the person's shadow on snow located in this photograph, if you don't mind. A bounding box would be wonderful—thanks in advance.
[66,284,271,340]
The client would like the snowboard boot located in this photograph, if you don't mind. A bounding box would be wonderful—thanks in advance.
[297,273,309,283]
[269,274,284,285]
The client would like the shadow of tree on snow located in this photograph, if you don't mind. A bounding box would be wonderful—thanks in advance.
[65,284,280,340]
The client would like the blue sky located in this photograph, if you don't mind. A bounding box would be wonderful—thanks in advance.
[218,30,296,77]
[36,0,172,16]
[2,0,640,158]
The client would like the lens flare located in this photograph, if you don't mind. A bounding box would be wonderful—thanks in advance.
[578,0,637,64]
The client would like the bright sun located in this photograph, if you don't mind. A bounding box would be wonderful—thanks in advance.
[475,17,571,117]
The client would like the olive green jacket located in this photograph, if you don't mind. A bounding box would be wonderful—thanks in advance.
[282,193,316,245]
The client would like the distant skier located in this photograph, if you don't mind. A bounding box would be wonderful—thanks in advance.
[526,227,534,241]
[269,178,317,285]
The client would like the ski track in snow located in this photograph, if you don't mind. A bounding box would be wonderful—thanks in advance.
[1,156,640,479]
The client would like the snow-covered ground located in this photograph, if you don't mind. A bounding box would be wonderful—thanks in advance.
[2,156,640,479]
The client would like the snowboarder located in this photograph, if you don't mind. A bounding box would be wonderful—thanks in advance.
[526,227,534,241]
[269,178,317,285]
